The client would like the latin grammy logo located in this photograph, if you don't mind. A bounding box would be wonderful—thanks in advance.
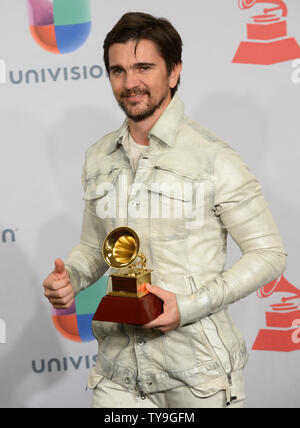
[252,275,300,352]
[233,0,300,64]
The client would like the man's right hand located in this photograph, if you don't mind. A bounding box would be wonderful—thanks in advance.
[43,258,74,309]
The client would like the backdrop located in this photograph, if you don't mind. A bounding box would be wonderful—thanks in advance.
[0,0,299,408]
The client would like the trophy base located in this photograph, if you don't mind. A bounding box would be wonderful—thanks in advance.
[92,293,163,325]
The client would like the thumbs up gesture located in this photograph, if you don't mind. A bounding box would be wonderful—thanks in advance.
[43,258,74,309]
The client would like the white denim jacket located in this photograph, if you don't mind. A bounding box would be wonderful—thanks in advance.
[65,95,286,399]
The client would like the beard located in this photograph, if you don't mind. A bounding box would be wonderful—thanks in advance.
[117,88,168,122]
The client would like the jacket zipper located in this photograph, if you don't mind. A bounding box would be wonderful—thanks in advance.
[188,276,233,373]
[154,165,197,181]
[226,373,237,406]
[134,328,147,400]
[208,318,238,405]
[137,377,147,400]
[188,275,238,405]
[209,317,232,372]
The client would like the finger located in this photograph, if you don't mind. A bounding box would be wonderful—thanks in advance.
[157,326,170,333]
[145,284,168,300]
[44,283,72,301]
[54,258,65,275]
[50,289,74,303]
[143,313,166,329]
[44,278,70,292]
[48,286,74,304]
[51,294,74,309]
[144,322,171,333]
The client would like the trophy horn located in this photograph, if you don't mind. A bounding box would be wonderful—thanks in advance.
[102,227,140,269]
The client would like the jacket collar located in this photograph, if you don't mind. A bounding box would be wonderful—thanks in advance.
[105,95,184,154]
[148,95,184,147]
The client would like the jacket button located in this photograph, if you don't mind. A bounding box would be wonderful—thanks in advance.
[137,338,144,346]
[124,377,131,384]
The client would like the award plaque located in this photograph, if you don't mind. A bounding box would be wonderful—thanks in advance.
[92,227,163,325]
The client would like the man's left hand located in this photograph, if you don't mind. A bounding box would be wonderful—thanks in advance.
[143,284,180,333]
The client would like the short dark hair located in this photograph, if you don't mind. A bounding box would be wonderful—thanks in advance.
[103,12,183,97]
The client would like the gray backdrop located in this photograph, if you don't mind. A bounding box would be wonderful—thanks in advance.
[0,0,299,408]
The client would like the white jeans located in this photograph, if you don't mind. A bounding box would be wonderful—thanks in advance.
[91,370,246,409]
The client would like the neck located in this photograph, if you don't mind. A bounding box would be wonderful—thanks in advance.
[128,94,171,146]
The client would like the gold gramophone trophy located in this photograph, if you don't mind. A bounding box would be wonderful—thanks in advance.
[92,227,163,325]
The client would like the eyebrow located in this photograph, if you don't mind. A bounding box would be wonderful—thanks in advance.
[109,62,157,72]
[134,62,156,68]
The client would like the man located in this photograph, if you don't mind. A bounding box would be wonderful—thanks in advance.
[43,12,286,408]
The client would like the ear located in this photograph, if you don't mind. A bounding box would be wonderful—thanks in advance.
[169,62,182,89]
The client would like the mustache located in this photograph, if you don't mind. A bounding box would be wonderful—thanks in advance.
[120,89,150,98]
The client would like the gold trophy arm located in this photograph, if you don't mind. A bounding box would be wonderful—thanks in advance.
[129,253,147,272]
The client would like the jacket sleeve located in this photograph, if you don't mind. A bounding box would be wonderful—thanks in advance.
[176,145,287,327]
[65,159,108,297]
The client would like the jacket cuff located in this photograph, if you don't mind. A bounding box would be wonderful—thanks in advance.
[176,291,212,327]
[65,264,81,297]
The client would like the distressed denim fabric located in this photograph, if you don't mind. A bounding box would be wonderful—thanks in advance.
[66,95,286,398]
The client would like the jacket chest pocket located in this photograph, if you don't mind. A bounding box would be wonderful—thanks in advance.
[144,166,204,241]
[83,167,122,231]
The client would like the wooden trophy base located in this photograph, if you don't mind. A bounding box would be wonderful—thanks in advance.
[92,292,163,325]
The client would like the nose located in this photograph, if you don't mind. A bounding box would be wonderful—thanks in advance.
[124,70,140,91]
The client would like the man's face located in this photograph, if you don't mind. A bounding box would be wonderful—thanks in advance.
[108,39,179,122]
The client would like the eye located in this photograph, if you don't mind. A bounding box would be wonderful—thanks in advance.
[110,67,123,76]
[138,65,152,72]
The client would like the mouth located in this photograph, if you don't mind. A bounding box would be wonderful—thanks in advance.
[121,91,149,103]
[126,93,146,102]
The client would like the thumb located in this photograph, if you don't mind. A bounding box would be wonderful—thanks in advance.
[54,258,65,274]
[146,283,167,300]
